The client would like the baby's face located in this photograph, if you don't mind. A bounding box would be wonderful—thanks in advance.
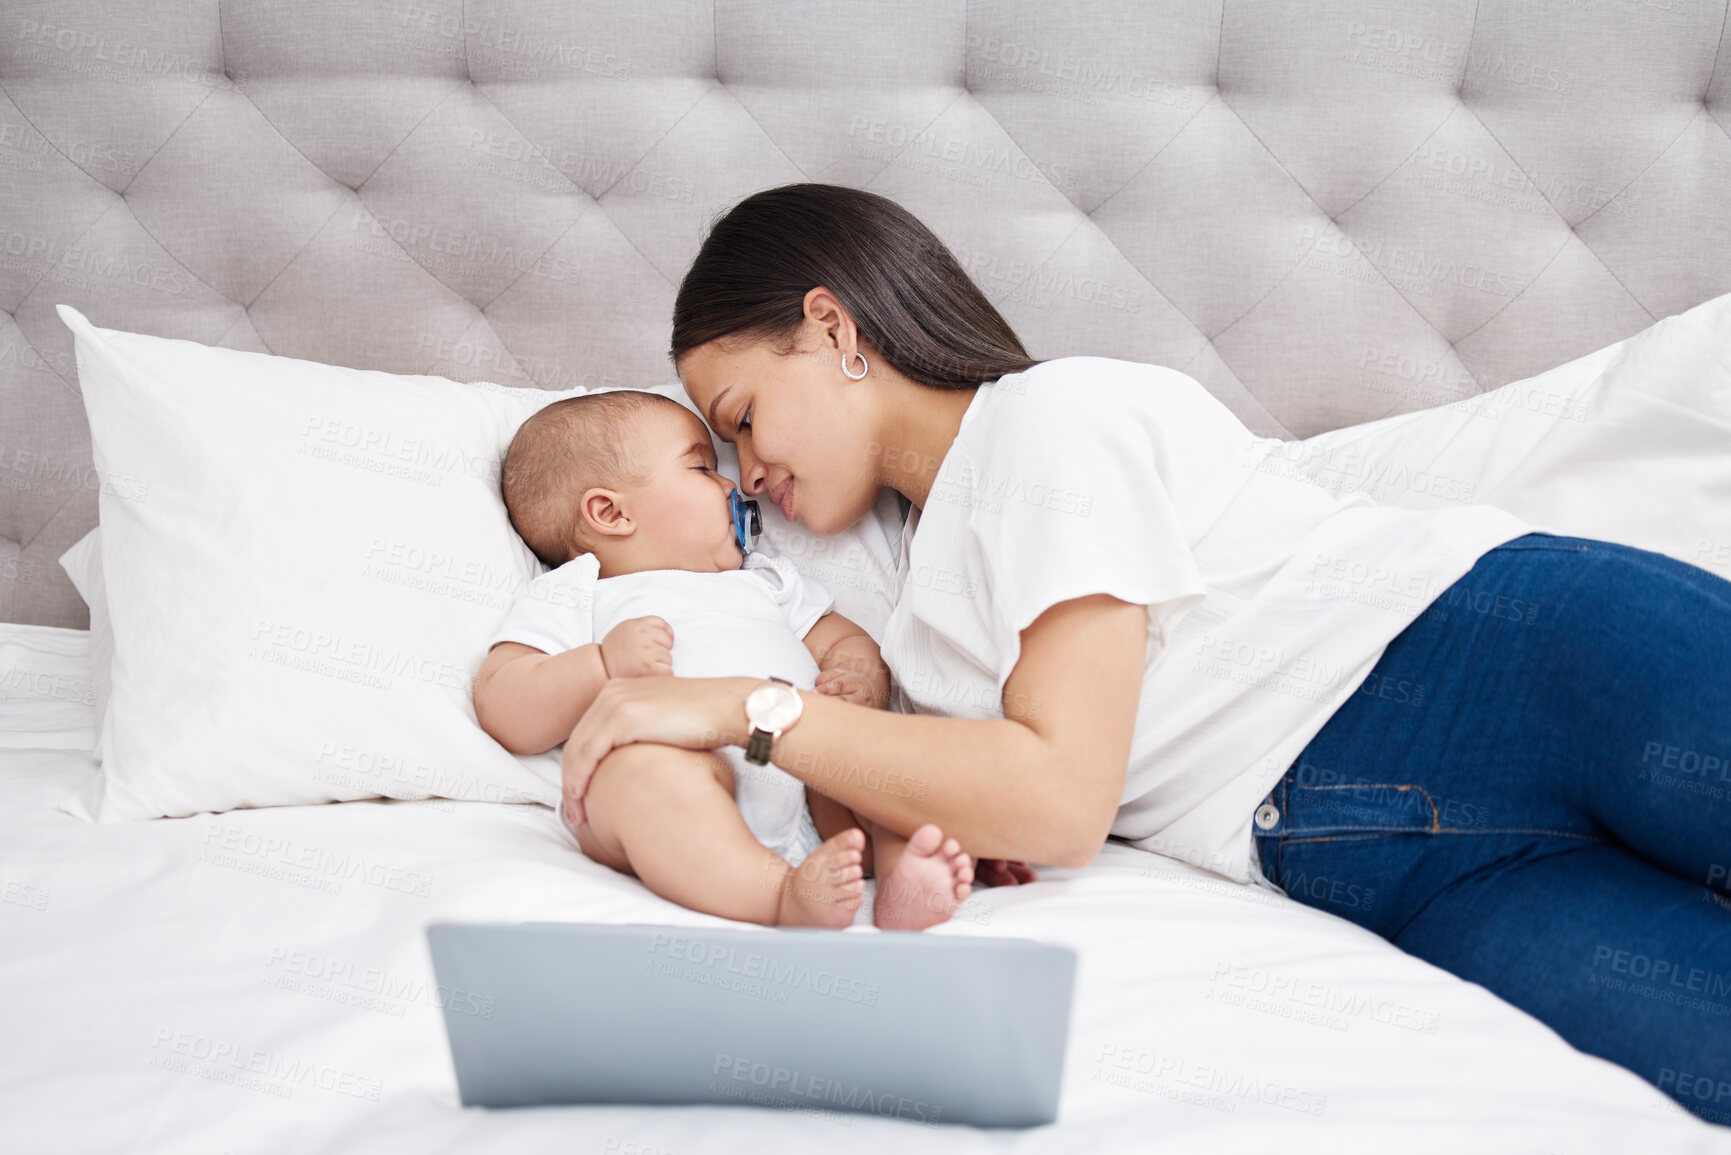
[605,405,743,573]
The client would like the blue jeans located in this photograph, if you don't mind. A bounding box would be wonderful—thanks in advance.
[1254,532,1731,1126]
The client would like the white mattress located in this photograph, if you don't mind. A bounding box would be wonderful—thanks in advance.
[1,625,1724,1153]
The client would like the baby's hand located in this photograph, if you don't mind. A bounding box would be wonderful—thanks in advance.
[600,616,674,679]
[814,667,883,708]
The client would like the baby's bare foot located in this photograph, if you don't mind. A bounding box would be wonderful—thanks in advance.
[777,829,866,928]
[875,824,973,931]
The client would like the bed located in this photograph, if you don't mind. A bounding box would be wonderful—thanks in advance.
[5,2,1731,1151]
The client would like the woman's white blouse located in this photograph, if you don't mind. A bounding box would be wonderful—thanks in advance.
[878,357,1533,885]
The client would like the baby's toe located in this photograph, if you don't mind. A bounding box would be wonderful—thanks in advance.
[907,824,943,856]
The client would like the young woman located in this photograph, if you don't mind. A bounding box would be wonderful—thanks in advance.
[555,183,1731,1124]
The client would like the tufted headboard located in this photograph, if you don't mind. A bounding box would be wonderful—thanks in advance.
[4,1,1728,628]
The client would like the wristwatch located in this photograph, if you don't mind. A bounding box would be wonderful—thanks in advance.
[743,675,803,765]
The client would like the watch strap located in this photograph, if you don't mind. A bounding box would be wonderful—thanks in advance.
[745,728,775,765]
[744,675,794,765]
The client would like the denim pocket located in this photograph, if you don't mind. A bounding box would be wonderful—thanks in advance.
[1282,781,1444,836]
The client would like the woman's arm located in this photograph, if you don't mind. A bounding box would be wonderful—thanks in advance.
[559,593,1148,867]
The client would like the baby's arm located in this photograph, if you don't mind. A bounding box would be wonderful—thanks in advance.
[802,611,890,710]
[474,616,674,754]
[474,641,608,755]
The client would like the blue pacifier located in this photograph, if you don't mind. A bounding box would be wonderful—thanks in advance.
[729,487,762,555]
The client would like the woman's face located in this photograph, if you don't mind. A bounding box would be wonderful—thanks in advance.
[677,330,883,537]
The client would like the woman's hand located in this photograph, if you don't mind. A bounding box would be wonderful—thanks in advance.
[559,674,753,827]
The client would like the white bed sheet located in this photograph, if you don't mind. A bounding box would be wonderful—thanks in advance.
[2,624,1724,1154]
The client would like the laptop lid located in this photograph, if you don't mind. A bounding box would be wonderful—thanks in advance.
[426,921,1077,1127]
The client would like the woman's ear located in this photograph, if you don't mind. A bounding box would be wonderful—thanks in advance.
[803,286,858,357]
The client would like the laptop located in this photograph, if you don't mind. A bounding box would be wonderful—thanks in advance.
[426,921,1077,1127]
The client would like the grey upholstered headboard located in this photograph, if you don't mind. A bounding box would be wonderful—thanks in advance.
[4,1,1728,628]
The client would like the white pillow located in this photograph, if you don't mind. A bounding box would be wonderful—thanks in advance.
[56,527,109,758]
[53,305,907,822]
[0,624,97,750]
[1282,288,1731,575]
[58,304,579,821]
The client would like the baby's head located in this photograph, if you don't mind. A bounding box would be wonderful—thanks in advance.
[501,390,743,576]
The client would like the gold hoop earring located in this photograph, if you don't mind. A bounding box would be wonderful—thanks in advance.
[841,350,868,380]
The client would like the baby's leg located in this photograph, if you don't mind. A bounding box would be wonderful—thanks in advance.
[869,822,973,931]
[578,743,864,927]
[800,786,972,929]
[806,785,875,875]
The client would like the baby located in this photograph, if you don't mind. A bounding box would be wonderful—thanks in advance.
[474,388,974,930]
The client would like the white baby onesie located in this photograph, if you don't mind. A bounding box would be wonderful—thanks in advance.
[489,551,835,864]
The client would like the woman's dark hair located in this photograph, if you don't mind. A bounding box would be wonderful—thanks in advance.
[670,183,1038,390]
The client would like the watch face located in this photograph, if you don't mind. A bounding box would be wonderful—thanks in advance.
[747,683,802,730]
